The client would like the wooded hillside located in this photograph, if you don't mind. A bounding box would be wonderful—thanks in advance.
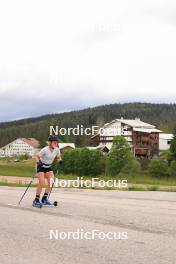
[0,103,176,147]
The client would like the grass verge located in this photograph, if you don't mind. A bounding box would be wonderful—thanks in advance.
[0,181,176,192]
[0,160,176,187]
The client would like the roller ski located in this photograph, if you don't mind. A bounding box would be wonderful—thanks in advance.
[32,198,42,208]
[41,197,58,207]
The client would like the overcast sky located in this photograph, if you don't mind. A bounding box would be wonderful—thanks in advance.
[0,0,176,121]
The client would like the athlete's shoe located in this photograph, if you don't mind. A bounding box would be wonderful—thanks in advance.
[42,198,52,206]
[33,199,42,208]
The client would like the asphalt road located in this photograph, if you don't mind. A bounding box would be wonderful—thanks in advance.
[0,187,176,264]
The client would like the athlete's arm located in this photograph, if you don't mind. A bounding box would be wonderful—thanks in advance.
[56,154,63,164]
[35,153,43,166]
[55,146,62,164]
[35,154,40,163]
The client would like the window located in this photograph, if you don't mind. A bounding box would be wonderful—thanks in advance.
[167,140,171,145]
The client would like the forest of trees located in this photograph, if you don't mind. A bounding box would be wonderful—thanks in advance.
[0,102,176,147]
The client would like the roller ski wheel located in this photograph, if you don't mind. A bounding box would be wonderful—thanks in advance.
[53,201,58,207]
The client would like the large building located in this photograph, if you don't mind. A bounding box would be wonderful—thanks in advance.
[91,118,161,158]
[0,138,40,157]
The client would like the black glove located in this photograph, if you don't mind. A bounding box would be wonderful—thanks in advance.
[37,160,43,167]
[58,160,63,165]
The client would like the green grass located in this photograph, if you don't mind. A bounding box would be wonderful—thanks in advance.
[0,181,176,192]
[58,173,176,186]
[0,159,35,177]
[147,185,159,191]
[127,185,146,191]
[123,174,176,186]
[0,161,176,187]
[0,181,37,187]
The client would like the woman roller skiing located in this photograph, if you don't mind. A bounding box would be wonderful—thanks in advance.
[33,135,62,208]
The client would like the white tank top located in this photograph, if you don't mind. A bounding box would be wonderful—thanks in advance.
[39,146,61,165]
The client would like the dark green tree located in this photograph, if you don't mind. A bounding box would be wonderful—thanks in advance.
[106,135,137,176]
[148,157,169,178]
[169,160,176,177]
[62,148,105,176]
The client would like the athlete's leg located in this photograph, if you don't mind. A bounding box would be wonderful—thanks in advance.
[35,172,45,199]
[41,170,54,203]
[33,172,45,206]
[45,170,54,194]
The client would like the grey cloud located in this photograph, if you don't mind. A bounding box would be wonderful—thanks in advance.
[0,92,79,122]
[0,87,176,122]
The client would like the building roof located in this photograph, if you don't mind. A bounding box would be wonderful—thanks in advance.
[101,118,156,129]
[133,128,162,133]
[59,143,75,150]
[86,145,110,152]
[1,138,40,149]
[91,118,161,139]
[22,138,40,148]
[117,118,155,128]
[159,133,173,140]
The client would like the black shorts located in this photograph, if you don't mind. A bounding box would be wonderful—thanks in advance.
[37,165,53,173]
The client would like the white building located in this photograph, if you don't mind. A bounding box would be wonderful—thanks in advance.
[159,133,173,152]
[0,148,4,157]
[0,138,39,157]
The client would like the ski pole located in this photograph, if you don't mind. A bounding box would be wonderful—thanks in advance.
[48,160,63,199]
[18,168,37,205]
[18,179,34,205]
[48,171,58,199]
